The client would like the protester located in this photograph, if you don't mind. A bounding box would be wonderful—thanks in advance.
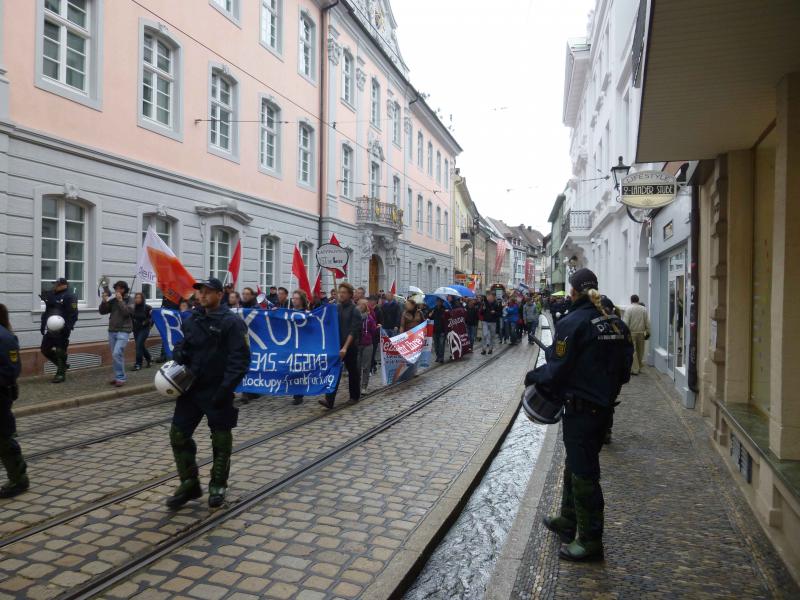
[328,288,338,304]
[401,298,424,332]
[289,289,311,406]
[131,292,153,371]
[523,295,540,345]
[220,282,234,306]
[431,297,448,363]
[357,299,379,391]
[99,281,134,387]
[179,300,192,320]
[466,298,480,346]
[267,286,279,305]
[227,291,242,309]
[319,283,361,409]
[240,287,257,308]
[379,292,402,337]
[367,295,380,374]
[503,297,521,345]
[273,287,290,309]
[480,292,501,355]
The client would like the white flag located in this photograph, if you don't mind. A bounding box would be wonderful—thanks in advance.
[136,226,172,285]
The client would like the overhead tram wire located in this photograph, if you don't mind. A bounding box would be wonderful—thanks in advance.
[128,0,447,200]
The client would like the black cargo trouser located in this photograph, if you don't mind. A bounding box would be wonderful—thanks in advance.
[326,346,360,403]
[172,386,238,438]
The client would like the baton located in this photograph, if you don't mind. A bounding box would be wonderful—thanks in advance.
[530,334,549,352]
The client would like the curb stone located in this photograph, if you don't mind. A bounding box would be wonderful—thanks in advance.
[14,383,156,417]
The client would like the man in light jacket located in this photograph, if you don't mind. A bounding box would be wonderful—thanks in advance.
[99,281,134,386]
[622,294,650,375]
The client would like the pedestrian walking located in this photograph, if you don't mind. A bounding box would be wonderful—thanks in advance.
[165,278,250,509]
[131,293,153,371]
[357,299,379,391]
[289,289,311,406]
[400,298,424,332]
[503,297,521,345]
[379,291,402,337]
[431,298,448,363]
[480,292,501,355]
[39,277,78,383]
[622,294,650,375]
[466,298,480,347]
[99,281,134,387]
[0,303,27,499]
[525,268,633,562]
[319,283,361,409]
[523,296,540,345]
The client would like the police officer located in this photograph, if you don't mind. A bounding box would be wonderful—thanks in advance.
[166,278,250,509]
[525,268,632,561]
[40,277,79,383]
[0,303,27,498]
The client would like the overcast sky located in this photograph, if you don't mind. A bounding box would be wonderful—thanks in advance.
[391,0,594,235]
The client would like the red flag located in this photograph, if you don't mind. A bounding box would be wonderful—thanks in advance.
[329,234,347,278]
[390,280,396,295]
[313,269,322,300]
[292,246,313,299]
[227,239,242,287]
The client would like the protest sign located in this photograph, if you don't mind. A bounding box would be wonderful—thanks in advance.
[447,307,472,360]
[380,321,429,386]
[151,306,341,396]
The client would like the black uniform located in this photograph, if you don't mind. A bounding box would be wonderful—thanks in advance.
[0,324,27,498]
[526,294,632,559]
[40,288,78,381]
[167,305,250,509]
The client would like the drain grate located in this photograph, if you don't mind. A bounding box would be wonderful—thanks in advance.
[43,353,102,374]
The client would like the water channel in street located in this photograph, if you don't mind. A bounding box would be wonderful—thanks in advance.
[404,321,553,600]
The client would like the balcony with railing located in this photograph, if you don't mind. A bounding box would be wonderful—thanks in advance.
[560,209,593,240]
[356,197,404,232]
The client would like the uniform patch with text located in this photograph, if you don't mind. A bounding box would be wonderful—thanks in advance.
[555,340,567,357]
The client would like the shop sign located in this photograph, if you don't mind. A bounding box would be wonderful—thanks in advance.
[621,170,678,209]
[316,244,349,270]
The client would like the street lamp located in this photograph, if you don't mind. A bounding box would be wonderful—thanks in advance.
[610,155,631,190]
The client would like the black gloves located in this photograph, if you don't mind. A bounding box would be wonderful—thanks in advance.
[524,370,538,386]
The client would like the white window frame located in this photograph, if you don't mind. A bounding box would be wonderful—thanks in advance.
[417,131,423,168]
[209,226,233,282]
[260,0,282,56]
[341,50,355,108]
[435,206,441,240]
[137,20,182,141]
[299,241,313,280]
[406,187,413,227]
[392,102,401,146]
[444,211,449,241]
[392,176,400,206]
[207,65,239,162]
[341,144,353,199]
[297,121,316,189]
[427,141,433,176]
[417,195,423,233]
[259,95,282,176]
[210,0,240,26]
[370,160,381,199]
[40,195,87,301]
[260,235,279,288]
[298,11,317,83]
[370,78,381,128]
[444,159,449,190]
[436,151,442,185]
[427,200,433,236]
[406,120,413,160]
[35,0,104,110]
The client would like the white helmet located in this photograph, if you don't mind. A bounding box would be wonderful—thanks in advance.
[154,360,195,398]
[46,315,66,333]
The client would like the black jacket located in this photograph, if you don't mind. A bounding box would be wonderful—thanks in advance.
[526,296,633,407]
[41,289,79,335]
[481,299,501,323]
[378,300,402,330]
[173,306,250,396]
[465,306,480,326]
[430,306,449,335]
[131,303,153,333]
[0,325,20,387]
[336,300,362,348]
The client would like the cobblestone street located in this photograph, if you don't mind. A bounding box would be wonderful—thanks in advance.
[502,367,800,600]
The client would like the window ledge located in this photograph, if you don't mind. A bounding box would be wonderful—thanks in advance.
[35,78,102,112]
[137,117,183,142]
[259,41,284,61]
[258,165,283,180]
[298,71,318,87]
[209,1,242,28]
[207,144,240,164]
[341,99,356,113]
[297,180,317,192]
[392,141,402,150]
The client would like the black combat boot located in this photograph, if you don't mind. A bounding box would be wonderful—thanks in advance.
[166,426,202,509]
[0,435,30,499]
[559,474,604,562]
[543,466,576,543]
[208,430,233,508]
[51,348,67,384]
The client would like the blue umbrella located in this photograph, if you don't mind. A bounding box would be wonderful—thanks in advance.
[424,294,451,310]
[450,284,475,298]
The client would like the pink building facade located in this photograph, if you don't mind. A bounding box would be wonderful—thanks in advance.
[0,0,460,372]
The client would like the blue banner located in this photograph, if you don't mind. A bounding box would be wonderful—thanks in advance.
[152,307,341,396]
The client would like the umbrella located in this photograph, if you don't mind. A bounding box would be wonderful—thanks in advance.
[433,286,461,298]
[551,290,567,297]
[424,294,451,310]
[409,293,426,305]
[408,285,424,295]
[449,284,475,298]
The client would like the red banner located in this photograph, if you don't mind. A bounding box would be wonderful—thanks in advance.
[447,307,472,360]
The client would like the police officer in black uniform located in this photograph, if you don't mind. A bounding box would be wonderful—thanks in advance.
[40,277,79,383]
[0,303,28,498]
[167,278,250,509]
[525,268,632,561]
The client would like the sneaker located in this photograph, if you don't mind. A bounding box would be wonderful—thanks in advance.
[292,395,303,405]
[145,360,152,368]
[109,379,118,385]
[488,349,493,355]
[318,398,335,410]
[133,365,141,371]
[113,380,125,387]
[481,350,486,355]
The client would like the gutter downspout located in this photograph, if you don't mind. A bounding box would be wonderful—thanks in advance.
[319,1,340,251]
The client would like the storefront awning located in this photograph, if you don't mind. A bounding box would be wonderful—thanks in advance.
[636,0,800,162]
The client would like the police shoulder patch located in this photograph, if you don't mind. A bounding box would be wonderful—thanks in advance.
[555,340,567,358]
[8,350,18,363]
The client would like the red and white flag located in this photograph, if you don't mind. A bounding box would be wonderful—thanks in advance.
[227,239,242,287]
[136,226,196,305]
[312,269,322,300]
[390,280,396,295]
[292,246,313,299]
[329,234,347,279]
[494,239,508,275]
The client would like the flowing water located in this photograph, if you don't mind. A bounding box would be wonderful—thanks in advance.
[404,323,553,600]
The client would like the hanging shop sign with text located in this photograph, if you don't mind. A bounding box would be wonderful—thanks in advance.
[620,171,678,209]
